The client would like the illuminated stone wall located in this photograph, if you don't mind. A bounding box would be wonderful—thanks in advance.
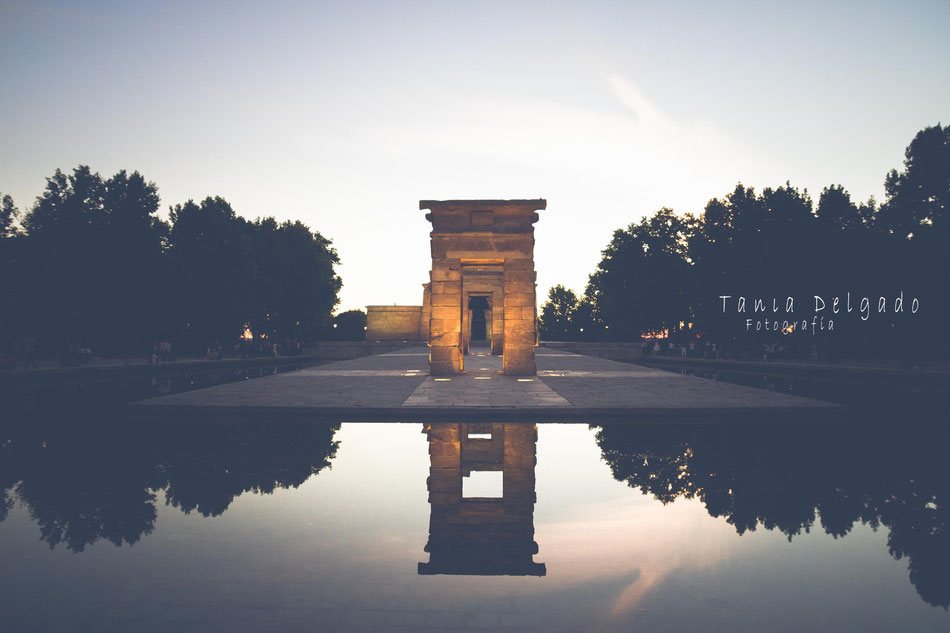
[420,199,544,376]
[365,305,423,341]
[420,283,432,342]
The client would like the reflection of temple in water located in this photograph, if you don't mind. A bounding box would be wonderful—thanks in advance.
[419,423,545,576]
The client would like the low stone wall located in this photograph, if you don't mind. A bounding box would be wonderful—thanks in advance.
[0,355,319,388]
[365,305,423,341]
[639,356,950,389]
[540,341,644,361]
[304,341,427,360]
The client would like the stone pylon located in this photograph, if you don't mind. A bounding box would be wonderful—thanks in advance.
[421,199,545,376]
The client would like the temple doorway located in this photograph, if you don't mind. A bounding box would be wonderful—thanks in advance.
[468,295,490,349]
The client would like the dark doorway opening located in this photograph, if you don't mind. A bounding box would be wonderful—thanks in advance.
[469,296,490,342]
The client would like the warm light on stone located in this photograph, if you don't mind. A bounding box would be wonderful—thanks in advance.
[365,305,424,341]
[421,199,545,376]
[364,199,545,376]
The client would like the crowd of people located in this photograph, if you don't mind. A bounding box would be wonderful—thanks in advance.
[640,335,929,369]
[0,337,96,370]
[0,334,310,371]
[194,337,306,362]
[641,336,835,364]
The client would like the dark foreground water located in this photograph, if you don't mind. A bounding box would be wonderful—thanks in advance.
[1,411,948,632]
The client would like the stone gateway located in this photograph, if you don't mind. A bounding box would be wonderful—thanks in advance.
[422,199,544,376]
[364,199,544,376]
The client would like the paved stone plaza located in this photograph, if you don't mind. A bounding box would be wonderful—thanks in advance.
[132,347,838,421]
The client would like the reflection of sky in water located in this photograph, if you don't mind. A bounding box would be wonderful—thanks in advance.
[1,423,947,632]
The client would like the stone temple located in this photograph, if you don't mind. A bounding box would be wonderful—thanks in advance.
[366,199,545,376]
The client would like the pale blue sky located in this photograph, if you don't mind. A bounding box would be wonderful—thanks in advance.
[1,0,948,311]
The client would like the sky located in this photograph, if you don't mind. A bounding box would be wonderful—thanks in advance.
[1,0,948,312]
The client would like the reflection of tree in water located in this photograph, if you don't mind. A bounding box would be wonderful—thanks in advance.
[595,423,950,609]
[1,422,162,552]
[161,421,339,517]
[0,417,339,552]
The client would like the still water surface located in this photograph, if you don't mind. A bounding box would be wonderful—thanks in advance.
[1,414,947,632]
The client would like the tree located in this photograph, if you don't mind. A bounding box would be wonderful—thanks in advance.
[879,123,950,239]
[166,197,342,348]
[875,123,950,356]
[19,167,104,349]
[539,285,580,340]
[3,166,343,360]
[12,167,169,355]
[0,193,22,355]
[586,207,695,339]
[248,218,341,340]
[331,309,367,341]
[167,197,256,348]
[573,296,601,340]
[0,194,17,238]
[816,185,866,231]
[98,170,168,352]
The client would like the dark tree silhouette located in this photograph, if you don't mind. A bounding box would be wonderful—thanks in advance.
[876,124,950,357]
[10,167,168,356]
[0,166,343,361]
[249,217,342,340]
[585,207,695,339]
[540,123,948,359]
[331,309,367,340]
[879,124,950,239]
[167,196,258,346]
[539,285,580,340]
[0,194,17,238]
[0,193,22,366]
[17,167,167,354]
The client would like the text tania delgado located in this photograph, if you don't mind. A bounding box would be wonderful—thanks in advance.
[719,293,920,334]
[719,293,919,319]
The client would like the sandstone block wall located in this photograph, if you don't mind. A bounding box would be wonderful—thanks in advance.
[421,199,545,376]
[365,305,423,341]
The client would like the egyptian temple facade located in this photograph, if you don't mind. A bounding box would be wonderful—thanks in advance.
[366,199,545,376]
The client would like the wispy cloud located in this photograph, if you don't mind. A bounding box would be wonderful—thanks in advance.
[535,495,739,623]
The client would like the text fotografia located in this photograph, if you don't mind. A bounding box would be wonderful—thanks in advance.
[719,293,920,335]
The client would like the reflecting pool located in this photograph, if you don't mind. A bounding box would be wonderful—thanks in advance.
[1,417,947,632]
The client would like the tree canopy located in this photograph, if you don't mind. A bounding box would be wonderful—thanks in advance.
[0,166,342,358]
[539,123,949,358]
